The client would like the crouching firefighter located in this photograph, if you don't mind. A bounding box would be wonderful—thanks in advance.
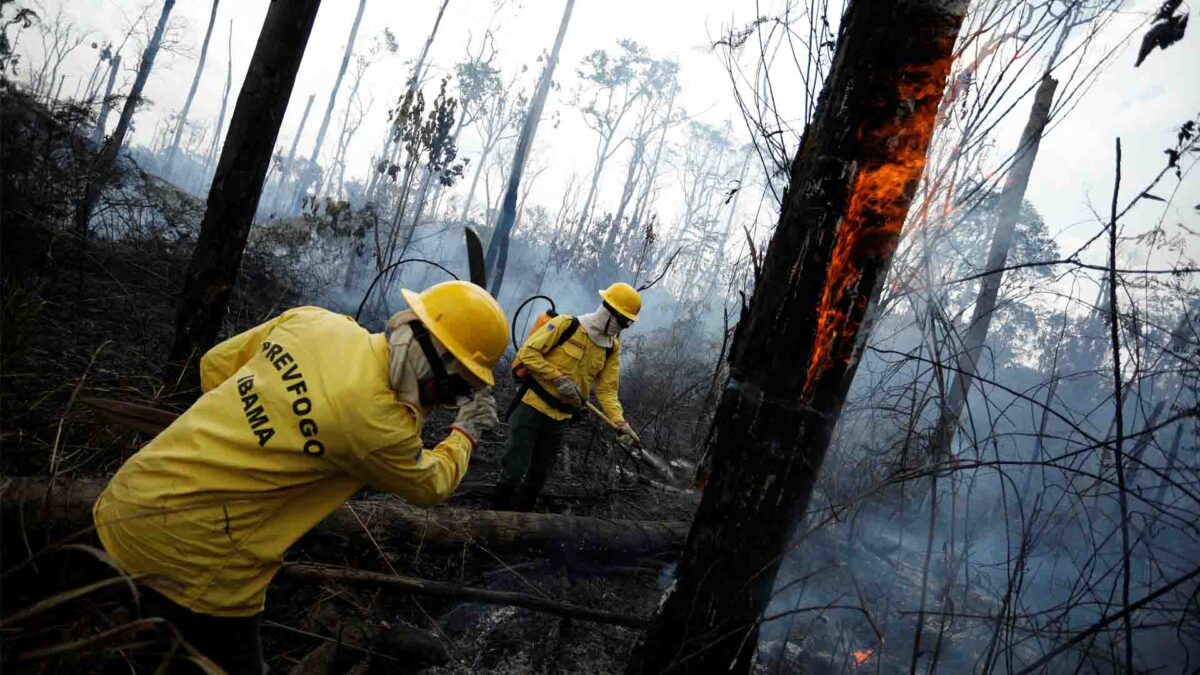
[493,282,643,512]
[91,281,507,674]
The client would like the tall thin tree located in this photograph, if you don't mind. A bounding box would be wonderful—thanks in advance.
[929,72,1057,461]
[294,0,366,207]
[169,0,323,373]
[91,53,121,147]
[74,0,175,233]
[484,0,575,297]
[163,0,220,179]
[202,20,234,184]
[625,1,968,672]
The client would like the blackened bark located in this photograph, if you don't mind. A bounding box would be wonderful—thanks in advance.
[485,0,575,298]
[169,0,322,372]
[930,73,1058,461]
[75,0,174,233]
[164,0,220,179]
[625,2,966,673]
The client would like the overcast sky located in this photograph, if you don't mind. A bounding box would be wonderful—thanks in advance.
[25,0,1200,287]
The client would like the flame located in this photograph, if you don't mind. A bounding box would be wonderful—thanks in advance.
[852,648,874,667]
[801,50,957,401]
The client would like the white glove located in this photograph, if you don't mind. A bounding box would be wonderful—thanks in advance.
[615,421,640,449]
[452,389,498,444]
[552,375,583,408]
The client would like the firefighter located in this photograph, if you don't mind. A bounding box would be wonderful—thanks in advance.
[91,281,507,673]
[493,282,642,511]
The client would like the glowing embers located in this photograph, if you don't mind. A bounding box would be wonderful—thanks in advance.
[852,648,874,667]
[800,53,957,402]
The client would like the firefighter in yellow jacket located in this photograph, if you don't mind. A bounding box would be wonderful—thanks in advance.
[493,282,642,511]
[92,281,507,673]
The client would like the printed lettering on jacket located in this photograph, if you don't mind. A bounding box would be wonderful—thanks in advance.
[236,375,275,446]
[260,340,326,457]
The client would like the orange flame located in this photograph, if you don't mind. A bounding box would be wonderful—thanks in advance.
[852,648,874,667]
[801,52,957,401]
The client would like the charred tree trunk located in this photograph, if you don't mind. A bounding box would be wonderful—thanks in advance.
[930,73,1058,461]
[164,0,220,179]
[484,0,575,298]
[625,2,966,673]
[168,0,322,375]
[203,22,234,184]
[295,0,366,208]
[91,54,121,147]
[74,0,174,234]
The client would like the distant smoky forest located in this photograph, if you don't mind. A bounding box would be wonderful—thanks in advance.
[2,0,1200,673]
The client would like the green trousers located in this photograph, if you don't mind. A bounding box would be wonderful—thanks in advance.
[496,402,568,510]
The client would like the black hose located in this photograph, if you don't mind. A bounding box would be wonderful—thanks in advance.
[510,295,557,353]
[354,258,459,322]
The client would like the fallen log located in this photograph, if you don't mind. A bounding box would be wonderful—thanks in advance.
[280,563,647,629]
[1,479,688,559]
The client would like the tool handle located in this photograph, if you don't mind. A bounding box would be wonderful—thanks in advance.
[584,401,644,449]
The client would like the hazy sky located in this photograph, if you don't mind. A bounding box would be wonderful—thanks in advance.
[26,0,1200,281]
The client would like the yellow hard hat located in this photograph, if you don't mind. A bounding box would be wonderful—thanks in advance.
[599,282,641,322]
[401,281,509,386]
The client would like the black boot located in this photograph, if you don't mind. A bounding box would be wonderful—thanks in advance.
[491,482,518,511]
[514,482,543,512]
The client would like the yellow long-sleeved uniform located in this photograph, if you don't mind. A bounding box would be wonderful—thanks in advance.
[517,314,623,422]
[92,307,473,617]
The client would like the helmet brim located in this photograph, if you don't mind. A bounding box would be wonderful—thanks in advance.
[402,288,497,386]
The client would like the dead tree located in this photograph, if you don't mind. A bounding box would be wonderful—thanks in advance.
[267,92,315,214]
[163,0,219,179]
[202,21,234,183]
[625,1,967,673]
[90,53,121,146]
[929,72,1058,461]
[484,0,575,297]
[295,0,367,208]
[365,0,450,203]
[169,0,322,373]
[74,0,174,234]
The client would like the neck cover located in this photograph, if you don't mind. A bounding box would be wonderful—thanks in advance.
[385,309,431,406]
[578,304,621,348]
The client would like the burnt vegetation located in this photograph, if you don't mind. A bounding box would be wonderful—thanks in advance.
[2,0,1199,673]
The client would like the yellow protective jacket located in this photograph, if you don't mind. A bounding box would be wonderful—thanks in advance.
[92,307,473,617]
[517,314,623,423]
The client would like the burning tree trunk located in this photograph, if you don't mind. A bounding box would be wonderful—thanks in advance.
[163,0,220,180]
[930,73,1058,461]
[625,2,966,673]
[91,54,121,147]
[169,0,322,373]
[74,0,175,234]
[484,0,575,298]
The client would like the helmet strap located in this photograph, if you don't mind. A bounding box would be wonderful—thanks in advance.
[409,321,468,406]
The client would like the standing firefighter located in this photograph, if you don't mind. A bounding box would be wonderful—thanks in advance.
[493,282,643,511]
[92,281,507,674]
